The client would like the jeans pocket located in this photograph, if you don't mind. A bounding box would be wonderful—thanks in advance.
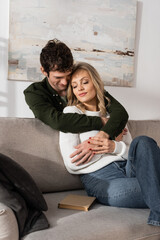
[113,160,126,175]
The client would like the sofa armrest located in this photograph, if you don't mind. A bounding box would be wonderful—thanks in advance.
[0,203,19,240]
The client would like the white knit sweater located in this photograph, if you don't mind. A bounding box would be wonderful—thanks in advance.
[59,106,132,174]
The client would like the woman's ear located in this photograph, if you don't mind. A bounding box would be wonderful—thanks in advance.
[40,67,48,77]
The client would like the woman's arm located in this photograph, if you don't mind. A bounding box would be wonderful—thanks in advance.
[59,106,102,173]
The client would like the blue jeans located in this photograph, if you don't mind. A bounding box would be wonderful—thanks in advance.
[80,136,160,226]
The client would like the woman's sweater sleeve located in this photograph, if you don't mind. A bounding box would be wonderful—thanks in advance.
[59,107,80,173]
[112,125,132,159]
[59,106,102,174]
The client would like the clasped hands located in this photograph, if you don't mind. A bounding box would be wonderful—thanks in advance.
[70,128,127,166]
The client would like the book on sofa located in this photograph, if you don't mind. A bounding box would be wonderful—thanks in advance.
[58,194,96,211]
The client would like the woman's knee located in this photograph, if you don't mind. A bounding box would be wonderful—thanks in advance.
[132,136,156,148]
[129,136,158,160]
[0,203,19,240]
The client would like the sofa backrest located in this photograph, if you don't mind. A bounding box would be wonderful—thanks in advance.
[0,117,83,193]
[127,120,160,146]
[0,118,159,193]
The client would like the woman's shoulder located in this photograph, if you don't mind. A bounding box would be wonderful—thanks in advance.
[63,105,83,114]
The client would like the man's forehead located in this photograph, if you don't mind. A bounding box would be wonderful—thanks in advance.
[50,70,71,77]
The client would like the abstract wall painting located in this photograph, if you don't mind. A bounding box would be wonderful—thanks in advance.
[8,0,137,87]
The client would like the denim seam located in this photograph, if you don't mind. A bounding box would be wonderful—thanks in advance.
[147,219,160,226]
[128,157,136,177]
[113,162,126,175]
[96,188,140,199]
[108,190,140,199]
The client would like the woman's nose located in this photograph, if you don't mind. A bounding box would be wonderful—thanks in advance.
[78,84,84,91]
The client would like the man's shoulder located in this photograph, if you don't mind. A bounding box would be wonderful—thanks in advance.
[24,78,47,93]
[104,90,110,97]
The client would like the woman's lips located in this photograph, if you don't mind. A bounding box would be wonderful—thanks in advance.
[78,92,87,97]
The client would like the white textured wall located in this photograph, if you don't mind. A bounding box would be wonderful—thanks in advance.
[0,0,160,120]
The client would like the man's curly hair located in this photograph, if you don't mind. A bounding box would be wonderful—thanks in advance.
[40,39,73,76]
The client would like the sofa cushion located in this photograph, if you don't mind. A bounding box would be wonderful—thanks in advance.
[0,117,83,193]
[0,153,49,237]
[22,190,160,240]
[0,153,47,211]
[0,118,160,193]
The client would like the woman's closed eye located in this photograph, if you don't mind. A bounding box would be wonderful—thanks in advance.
[71,78,89,89]
[83,80,88,85]
[72,84,77,89]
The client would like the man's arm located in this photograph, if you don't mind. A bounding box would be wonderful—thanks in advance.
[24,84,102,133]
[24,83,128,137]
[101,91,129,139]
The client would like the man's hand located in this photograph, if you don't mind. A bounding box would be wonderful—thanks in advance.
[101,117,109,126]
[70,140,95,166]
[94,130,109,139]
[115,128,128,142]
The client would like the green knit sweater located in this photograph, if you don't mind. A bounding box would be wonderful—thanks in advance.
[24,78,129,139]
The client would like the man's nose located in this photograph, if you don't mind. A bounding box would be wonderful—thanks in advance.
[61,78,68,85]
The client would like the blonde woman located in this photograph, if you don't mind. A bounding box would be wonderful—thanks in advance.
[59,62,160,226]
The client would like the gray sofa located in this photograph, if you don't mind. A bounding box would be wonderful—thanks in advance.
[0,117,160,240]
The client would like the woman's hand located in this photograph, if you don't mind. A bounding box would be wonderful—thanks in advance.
[70,140,95,166]
[69,130,110,165]
[88,137,115,154]
[89,128,128,154]
[69,129,127,165]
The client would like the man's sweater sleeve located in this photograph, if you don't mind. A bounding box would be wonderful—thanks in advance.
[24,86,102,133]
[24,84,128,137]
[101,91,129,139]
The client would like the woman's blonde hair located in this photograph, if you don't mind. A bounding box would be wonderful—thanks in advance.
[67,62,110,116]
